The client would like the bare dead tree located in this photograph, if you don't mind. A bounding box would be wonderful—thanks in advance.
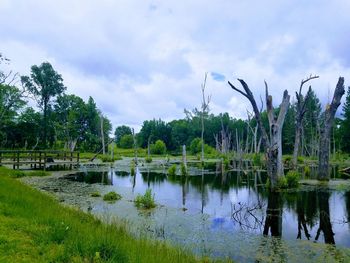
[200,72,211,162]
[318,77,345,180]
[228,79,290,189]
[292,74,319,167]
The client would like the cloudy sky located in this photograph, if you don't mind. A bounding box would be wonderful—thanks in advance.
[0,0,349,130]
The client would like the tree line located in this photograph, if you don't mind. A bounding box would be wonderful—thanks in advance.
[0,55,111,151]
[116,85,350,156]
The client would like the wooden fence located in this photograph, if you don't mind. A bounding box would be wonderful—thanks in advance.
[0,150,79,170]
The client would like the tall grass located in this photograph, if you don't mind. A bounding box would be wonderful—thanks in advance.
[0,167,207,263]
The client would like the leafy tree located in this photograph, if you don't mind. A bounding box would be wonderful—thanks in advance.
[114,125,132,146]
[340,86,350,153]
[303,88,321,156]
[119,134,134,149]
[21,62,66,147]
[138,119,171,148]
[0,84,26,128]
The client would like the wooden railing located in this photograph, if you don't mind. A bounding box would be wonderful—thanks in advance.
[0,150,80,170]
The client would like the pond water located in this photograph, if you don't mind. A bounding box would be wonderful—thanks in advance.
[46,162,350,262]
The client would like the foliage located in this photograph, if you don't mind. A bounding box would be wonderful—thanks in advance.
[100,154,117,163]
[119,134,134,149]
[103,191,122,202]
[114,125,132,146]
[145,156,152,163]
[134,189,156,209]
[0,168,199,262]
[7,170,50,178]
[304,166,311,178]
[252,153,262,167]
[277,171,300,189]
[285,170,300,188]
[189,137,216,156]
[340,86,350,152]
[167,164,177,176]
[150,139,167,155]
[21,62,66,147]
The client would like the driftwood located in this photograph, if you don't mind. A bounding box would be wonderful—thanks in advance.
[228,79,290,189]
[292,75,319,167]
[318,77,345,180]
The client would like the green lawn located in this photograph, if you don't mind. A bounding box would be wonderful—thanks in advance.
[0,167,214,263]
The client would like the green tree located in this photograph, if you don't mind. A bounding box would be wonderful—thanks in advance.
[303,88,321,156]
[119,134,134,149]
[340,86,350,153]
[21,62,66,147]
[114,125,132,146]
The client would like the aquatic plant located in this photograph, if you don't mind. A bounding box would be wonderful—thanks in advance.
[91,192,101,197]
[167,164,177,176]
[134,189,156,209]
[103,191,122,202]
[145,156,152,163]
[285,170,300,188]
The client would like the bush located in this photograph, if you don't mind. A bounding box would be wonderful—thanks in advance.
[297,156,304,164]
[134,189,156,209]
[277,176,288,188]
[189,137,216,156]
[150,140,167,155]
[145,156,152,163]
[285,170,300,188]
[119,134,134,149]
[103,191,122,202]
[167,164,177,176]
[10,170,26,178]
[100,154,118,163]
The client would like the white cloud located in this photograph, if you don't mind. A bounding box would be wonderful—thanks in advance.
[0,0,349,131]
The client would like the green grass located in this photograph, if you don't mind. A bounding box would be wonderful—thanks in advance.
[0,167,209,263]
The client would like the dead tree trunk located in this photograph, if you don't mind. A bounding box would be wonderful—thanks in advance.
[228,79,290,189]
[292,75,319,167]
[200,72,211,162]
[318,77,345,180]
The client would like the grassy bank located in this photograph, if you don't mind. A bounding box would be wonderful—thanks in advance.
[0,167,209,263]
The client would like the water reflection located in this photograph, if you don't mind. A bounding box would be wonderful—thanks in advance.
[63,166,350,247]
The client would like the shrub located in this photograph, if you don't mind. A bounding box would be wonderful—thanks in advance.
[297,156,304,164]
[100,155,117,163]
[167,164,177,176]
[189,138,215,156]
[150,140,167,155]
[277,176,288,188]
[9,170,26,178]
[91,192,101,197]
[145,156,152,163]
[285,170,300,188]
[134,189,156,209]
[103,191,122,202]
[119,134,134,149]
